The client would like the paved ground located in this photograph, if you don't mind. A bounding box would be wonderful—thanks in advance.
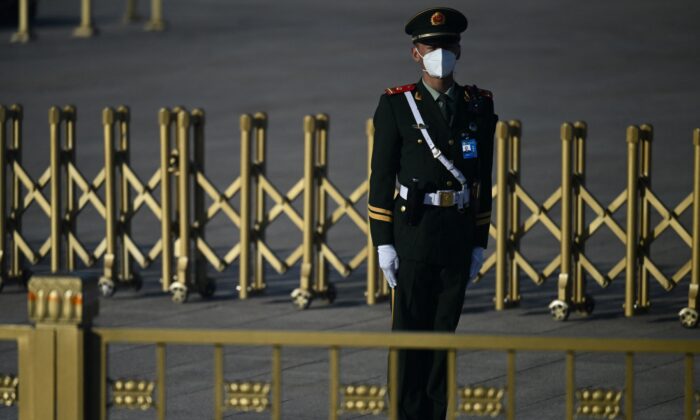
[1,0,699,419]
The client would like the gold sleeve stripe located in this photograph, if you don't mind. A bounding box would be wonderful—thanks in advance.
[368,204,393,216]
[476,219,491,226]
[477,212,491,218]
[369,211,393,223]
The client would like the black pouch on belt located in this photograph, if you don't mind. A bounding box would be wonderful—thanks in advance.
[405,179,424,226]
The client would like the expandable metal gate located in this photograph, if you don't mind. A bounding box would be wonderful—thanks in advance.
[0,104,698,327]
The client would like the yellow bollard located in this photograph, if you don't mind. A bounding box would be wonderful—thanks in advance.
[239,114,253,299]
[624,126,640,317]
[10,0,34,43]
[73,0,98,38]
[494,121,509,310]
[144,0,166,31]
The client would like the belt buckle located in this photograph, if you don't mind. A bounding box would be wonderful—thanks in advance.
[438,191,454,207]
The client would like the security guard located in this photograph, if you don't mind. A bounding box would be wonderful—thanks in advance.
[368,7,497,420]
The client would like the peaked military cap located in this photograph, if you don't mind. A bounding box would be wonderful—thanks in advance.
[405,7,468,44]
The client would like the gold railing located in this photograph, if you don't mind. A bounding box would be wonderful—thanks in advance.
[10,0,165,44]
[91,328,700,420]
[4,317,699,419]
[470,120,700,327]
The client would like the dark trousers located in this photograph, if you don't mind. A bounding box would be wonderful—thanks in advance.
[391,259,470,420]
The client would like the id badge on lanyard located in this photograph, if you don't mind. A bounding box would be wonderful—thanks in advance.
[461,137,478,159]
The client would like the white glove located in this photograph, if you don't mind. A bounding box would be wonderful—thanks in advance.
[469,247,485,280]
[378,244,399,288]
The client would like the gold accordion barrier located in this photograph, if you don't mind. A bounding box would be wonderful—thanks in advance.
[0,104,698,327]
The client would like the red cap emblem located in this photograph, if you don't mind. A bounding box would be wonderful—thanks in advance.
[430,12,445,26]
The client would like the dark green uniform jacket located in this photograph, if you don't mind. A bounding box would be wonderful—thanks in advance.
[369,80,497,266]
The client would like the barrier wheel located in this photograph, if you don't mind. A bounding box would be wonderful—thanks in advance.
[577,295,595,316]
[131,274,144,292]
[504,296,521,308]
[679,307,698,329]
[20,270,32,290]
[291,288,312,310]
[198,278,216,298]
[548,300,570,321]
[98,277,116,297]
[170,283,189,304]
[323,283,337,304]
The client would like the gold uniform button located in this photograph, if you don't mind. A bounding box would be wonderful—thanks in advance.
[417,139,423,144]
[400,205,406,212]
[448,139,455,145]
[446,180,453,187]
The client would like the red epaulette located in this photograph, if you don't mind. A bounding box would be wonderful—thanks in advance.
[385,84,416,95]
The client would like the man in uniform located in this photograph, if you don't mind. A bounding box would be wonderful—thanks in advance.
[368,7,497,420]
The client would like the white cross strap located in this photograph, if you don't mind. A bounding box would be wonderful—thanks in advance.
[403,91,468,187]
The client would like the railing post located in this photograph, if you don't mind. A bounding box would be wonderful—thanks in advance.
[291,115,317,309]
[638,124,653,311]
[314,114,330,296]
[507,120,521,306]
[100,108,117,294]
[159,109,173,292]
[625,125,640,318]
[64,105,78,272]
[73,0,97,38]
[253,112,268,292]
[27,274,99,420]
[572,121,587,306]
[495,121,509,310]
[10,0,34,43]
[366,119,380,305]
[144,0,166,31]
[49,107,62,272]
[557,123,574,305]
[239,114,253,299]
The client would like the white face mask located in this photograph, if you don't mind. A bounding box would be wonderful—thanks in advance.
[416,48,457,79]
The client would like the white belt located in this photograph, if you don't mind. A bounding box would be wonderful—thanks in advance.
[399,184,470,208]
